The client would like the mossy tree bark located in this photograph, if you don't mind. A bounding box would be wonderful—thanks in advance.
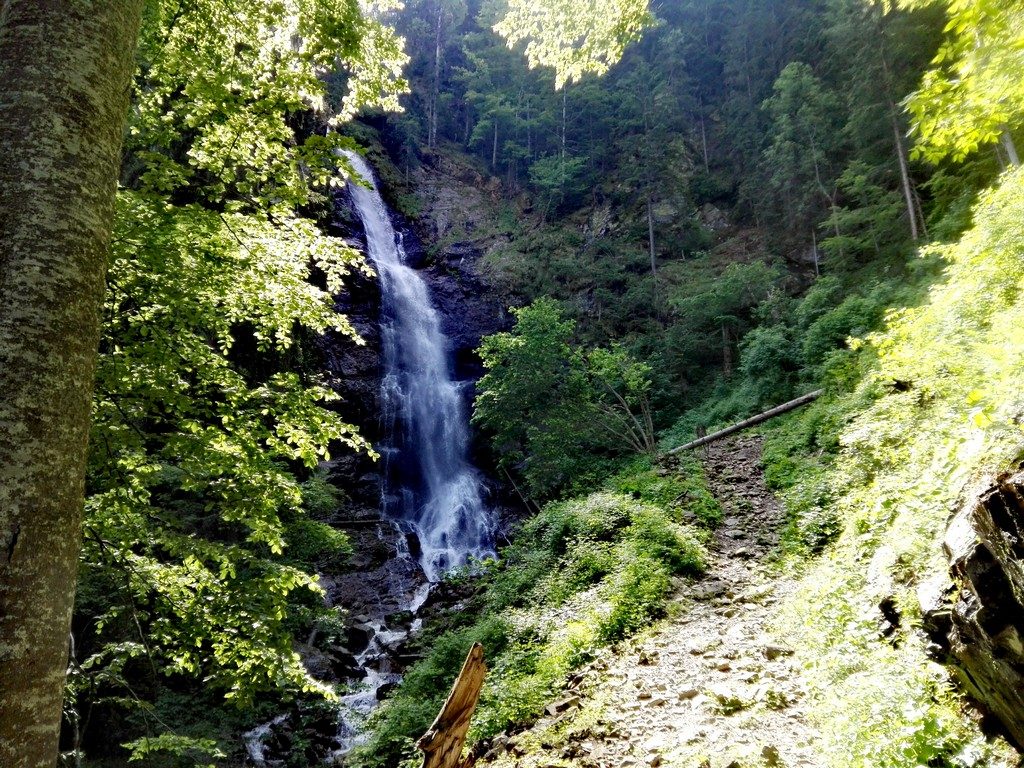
[0,1,143,764]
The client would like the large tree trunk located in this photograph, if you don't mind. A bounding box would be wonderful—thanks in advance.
[418,644,487,768]
[0,1,143,764]
[667,390,824,454]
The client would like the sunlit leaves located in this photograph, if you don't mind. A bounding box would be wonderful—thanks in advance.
[901,0,1024,162]
[770,166,1024,768]
[493,0,654,88]
[474,299,657,497]
[85,191,372,707]
[131,0,407,206]
[77,0,401,741]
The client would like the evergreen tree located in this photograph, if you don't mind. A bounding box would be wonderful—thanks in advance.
[762,62,846,261]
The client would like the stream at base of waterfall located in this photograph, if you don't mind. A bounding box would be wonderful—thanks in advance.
[245,152,496,764]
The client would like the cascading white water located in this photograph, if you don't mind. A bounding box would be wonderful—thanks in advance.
[343,152,495,582]
[245,154,497,764]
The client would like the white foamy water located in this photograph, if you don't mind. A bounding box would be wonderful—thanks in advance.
[342,151,495,582]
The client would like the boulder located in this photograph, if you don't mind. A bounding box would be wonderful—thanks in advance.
[925,469,1024,749]
[294,642,336,682]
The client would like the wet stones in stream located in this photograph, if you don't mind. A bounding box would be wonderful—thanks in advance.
[244,513,432,765]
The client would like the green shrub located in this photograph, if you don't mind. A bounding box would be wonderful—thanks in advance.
[282,519,351,569]
[738,324,800,407]
[299,473,347,518]
[802,294,881,368]
[772,166,1024,768]
[598,551,672,642]
[610,456,721,526]
[625,509,706,575]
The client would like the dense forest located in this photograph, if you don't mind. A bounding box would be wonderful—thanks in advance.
[1,0,1024,767]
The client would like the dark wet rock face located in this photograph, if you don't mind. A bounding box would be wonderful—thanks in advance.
[408,154,514,383]
[925,468,1024,749]
[421,255,510,383]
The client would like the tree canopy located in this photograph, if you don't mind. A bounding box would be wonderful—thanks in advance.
[494,0,653,87]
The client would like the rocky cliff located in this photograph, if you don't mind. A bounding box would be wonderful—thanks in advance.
[922,467,1024,749]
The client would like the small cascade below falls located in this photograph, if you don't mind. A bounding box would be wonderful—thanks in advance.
[343,151,496,582]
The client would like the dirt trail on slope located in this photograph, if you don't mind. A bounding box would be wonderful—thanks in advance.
[476,435,822,768]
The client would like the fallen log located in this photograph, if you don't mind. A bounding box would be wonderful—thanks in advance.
[417,643,487,768]
[666,389,824,454]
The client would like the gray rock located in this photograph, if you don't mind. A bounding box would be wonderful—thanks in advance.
[927,470,1024,749]
[762,645,794,661]
[692,581,728,600]
[294,642,336,682]
[545,695,581,716]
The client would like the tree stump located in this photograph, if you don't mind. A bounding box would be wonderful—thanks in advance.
[417,643,487,768]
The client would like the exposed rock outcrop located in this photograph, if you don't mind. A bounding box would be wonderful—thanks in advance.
[925,468,1024,749]
[410,153,513,383]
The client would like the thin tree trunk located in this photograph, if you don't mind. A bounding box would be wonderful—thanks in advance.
[912,182,929,240]
[526,100,532,157]
[876,26,923,243]
[646,197,656,276]
[0,1,143,765]
[698,94,710,173]
[1001,128,1020,167]
[429,1,443,149]
[891,108,920,241]
[811,228,820,277]
[646,196,657,305]
[809,138,844,258]
[722,323,733,378]
[561,88,567,160]
[492,121,498,169]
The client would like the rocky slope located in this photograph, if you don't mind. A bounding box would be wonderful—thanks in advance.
[472,436,821,768]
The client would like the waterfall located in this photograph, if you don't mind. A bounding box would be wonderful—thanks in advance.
[343,152,495,582]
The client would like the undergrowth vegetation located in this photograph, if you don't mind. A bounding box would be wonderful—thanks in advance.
[352,458,718,767]
[755,166,1024,766]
